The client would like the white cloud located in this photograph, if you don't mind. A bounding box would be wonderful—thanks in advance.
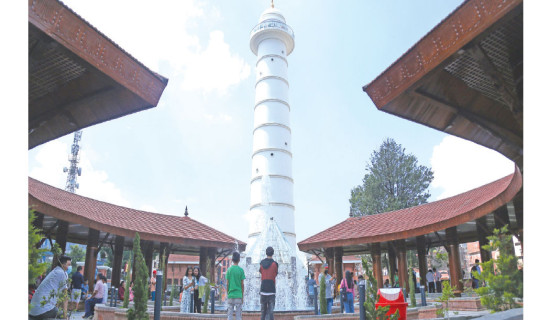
[430,135,515,200]
[203,112,233,123]
[29,141,131,207]
[181,31,251,94]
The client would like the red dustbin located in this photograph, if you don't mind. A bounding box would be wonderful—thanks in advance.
[375,288,408,320]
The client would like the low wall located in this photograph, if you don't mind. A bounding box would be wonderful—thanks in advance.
[448,297,485,311]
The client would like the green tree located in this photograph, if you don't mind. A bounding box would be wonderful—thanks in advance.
[127,233,149,320]
[202,257,213,313]
[123,257,132,309]
[408,267,416,307]
[350,138,433,216]
[436,281,458,319]
[475,225,522,313]
[29,209,48,287]
[362,257,399,320]
[319,274,327,314]
[67,244,85,271]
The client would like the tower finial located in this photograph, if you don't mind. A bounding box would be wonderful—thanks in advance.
[184,206,189,217]
[271,0,274,8]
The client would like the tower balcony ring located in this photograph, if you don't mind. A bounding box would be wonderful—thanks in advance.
[250,20,295,55]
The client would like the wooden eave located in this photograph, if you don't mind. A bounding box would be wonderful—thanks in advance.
[297,166,522,254]
[363,0,523,168]
[29,0,168,149]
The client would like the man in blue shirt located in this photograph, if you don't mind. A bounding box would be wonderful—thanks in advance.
[29,256,72,319]
[71,266,85,310]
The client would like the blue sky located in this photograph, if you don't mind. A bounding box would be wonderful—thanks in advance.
[26,0,517,244]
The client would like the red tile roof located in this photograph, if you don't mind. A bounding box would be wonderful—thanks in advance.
[298,167,522,251]
[29,177,245,250]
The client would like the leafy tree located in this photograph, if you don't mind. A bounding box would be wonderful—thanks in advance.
[123,258,132,308]
[202,257,213,313]
[29,209,48,286]
[99,246,114,267]
[319,274,327,314]
[350,138,433,216]
[476,225,522,312]
[67,244,85,271]
[127,233,149,320]
[436,281,458,319]
[408,267,416,307]
[362,257,399,320]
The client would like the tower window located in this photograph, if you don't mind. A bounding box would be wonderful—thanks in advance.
[256,168,259,173]
[285,142,287,146]
[281,50,284,54]
[271,58,274,61]
[270,153,274,156]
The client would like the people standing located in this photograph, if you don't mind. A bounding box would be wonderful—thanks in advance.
[180,267,195,313]
[150,270,157,302]
[192,266,208,313]
[83,273,106,319]
[434,267,442,293]
[307,273,316,307]
[259,246,278,320]
[322,269,336,314]
[29,255,72,319]
[71,265,85,310]
[340,270,355,313]
[426,269,435,293]
[471,259,481,289]
[226,252,246,320]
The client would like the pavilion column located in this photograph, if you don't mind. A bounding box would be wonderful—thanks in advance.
[494,206,514,255]
[513,192,523,254]
[325,247,335,276]
[476,217,492,263]
[388,242,397,286]
[416,236,428,288]
[56,220,69,253]
[334,247,343,287]
[111,236,124,288]
[141,240,154,276]
[396,240,409,292]
[84,229,100,287]
[199,247,208,276]
[207,247,216,281]
[371,243,383,289]
[446,227,464,294]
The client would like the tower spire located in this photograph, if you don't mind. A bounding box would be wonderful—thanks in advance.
[271,0,274,8]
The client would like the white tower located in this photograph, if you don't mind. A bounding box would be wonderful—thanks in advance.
[248,5,296,249]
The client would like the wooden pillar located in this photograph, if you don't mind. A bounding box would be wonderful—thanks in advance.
[513,192,523,253]
[446,227,463,294]
[142,240,154,277]
[396,240,409,292]
[207,248,216,281]
[199,247,208,276]
[371,243,383,289]
[494,206,514,255]
[416,236,428,288]
[334,247,343,287]
[476,217,492,263]
[325,247,335,276]
[111,236,125,288]
[388,243,397,286]
[56,220,69,253]
[84,229,100,288]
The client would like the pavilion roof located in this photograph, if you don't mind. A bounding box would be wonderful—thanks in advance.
[298,166,522,252]
[363,0,523,168]
[29,177,246,253]
[29,0,168,149]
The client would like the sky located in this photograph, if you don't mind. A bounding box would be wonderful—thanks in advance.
[24,0,521,244]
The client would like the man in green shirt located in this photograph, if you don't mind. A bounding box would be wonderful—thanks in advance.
[226,252,246,320]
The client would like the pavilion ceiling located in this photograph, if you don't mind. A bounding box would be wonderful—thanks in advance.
[364,0,523,168]
[28,0,168,149]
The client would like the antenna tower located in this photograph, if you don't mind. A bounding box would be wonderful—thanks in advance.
[63,130,83,193]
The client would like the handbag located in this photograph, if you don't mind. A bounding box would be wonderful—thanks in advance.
[340,279,348,302]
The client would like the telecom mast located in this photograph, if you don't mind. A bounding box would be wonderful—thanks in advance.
[63,130,83,193]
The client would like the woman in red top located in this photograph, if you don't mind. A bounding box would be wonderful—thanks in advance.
[340,271,355,313]
[118,281,125,300]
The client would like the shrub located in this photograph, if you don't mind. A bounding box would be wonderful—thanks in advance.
[319,274,327,314]
[127,233,149,320]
